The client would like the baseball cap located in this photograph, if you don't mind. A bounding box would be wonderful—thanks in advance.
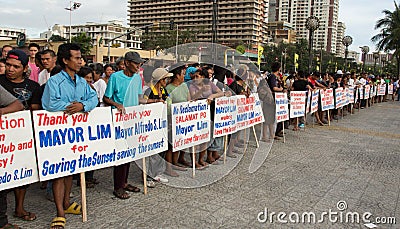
[7,49,28,66]
[336,70,343,75]
[184,66,198,81]
[152,68,173,81]
[124,51,144,63]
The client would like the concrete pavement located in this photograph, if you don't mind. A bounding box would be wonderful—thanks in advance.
[7,101,400,229]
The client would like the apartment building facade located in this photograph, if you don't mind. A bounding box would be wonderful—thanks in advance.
[269,0,339,54]
[128,0,269,47]
[40,20,142,49]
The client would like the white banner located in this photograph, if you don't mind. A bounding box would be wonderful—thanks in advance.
[112,103,168,166]
[335,87,345,109]
[289,91,307,118]
[213,96,237,138]
[0,111,39,191]
[388,84,394,95]
[310,90,319,114]
[358,87,364,101]
[321,89,335,111]
[364,85,370,99]
[235,95,263,131]
[275,93,289,122]
[306,90,311,114]
[33,107,117,181]
[171,100,210,152]
[378,84,386,95]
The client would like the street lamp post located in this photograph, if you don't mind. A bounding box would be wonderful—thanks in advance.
[342,35,353,72]
[64,1,81,43]
[305,16,320,73]
[373,52,380,74]
[360,46,369,73]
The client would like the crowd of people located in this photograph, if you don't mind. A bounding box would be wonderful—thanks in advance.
[0,43,399,229]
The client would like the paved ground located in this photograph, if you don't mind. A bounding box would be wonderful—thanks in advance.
[6,100,400,229]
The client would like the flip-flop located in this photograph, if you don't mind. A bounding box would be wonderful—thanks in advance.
[50,216,66,229]
[124,184,140,192]
[113,188,131,199]
[64,202,82,215]
[13,212,36,221]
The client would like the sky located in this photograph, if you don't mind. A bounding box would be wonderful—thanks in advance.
[0,0,397,53]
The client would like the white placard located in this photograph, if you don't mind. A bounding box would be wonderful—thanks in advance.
[33,107,116,181]
[171,100,210,152]
[112,103,168,166]
[0,111,39,190]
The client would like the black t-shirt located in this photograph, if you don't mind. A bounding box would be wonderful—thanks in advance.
[266,73,279,92]
[292,79,311,91]
[0,75,43,110]
[229,80,245,95]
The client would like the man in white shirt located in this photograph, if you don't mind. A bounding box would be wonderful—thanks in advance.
[38,50,57,86]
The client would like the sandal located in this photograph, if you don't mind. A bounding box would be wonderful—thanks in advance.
[113,188,131,199]
[50,216,66,229]
[13,211,36,221]
[123,184,140,193]
[64,202,82,215]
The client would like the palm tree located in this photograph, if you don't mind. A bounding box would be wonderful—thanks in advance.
[371,1,400,77]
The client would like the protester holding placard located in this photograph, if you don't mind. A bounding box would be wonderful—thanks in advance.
[266,62,286,140]
[143,67,171,184]
[0,86,24,229]
[42,43,98,229]
[165,65,192,169]
[103,51,145,200]
[0,49,42,222]
[291,72,312,130]
[189,69,224,167]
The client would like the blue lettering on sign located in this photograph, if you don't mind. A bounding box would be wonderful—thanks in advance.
[38,127,84,147]
[175,124,195,136]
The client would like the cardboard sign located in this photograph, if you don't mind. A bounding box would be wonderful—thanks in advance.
[171,100,210,152]
[306,90,311,114]
[320,89,335,111]
[235,95,263,131]
[378,84,386,95]
[310,90,319,114]
[275,93,289,122]
[335,87,345,109]
[33,107,116,181]
[358,87,364,101]
[112,103,168,166]
[388,84,394,95]
[250,93,265,125]
[348,87,355,104]
[290,91,307,118]
[364,85,370,99]
[213,97,237,137]
[0,111,39,191]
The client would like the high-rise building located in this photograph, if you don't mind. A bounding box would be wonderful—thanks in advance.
[128,0,269,47]
[336,22,346,57]
[269,0,339,53]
